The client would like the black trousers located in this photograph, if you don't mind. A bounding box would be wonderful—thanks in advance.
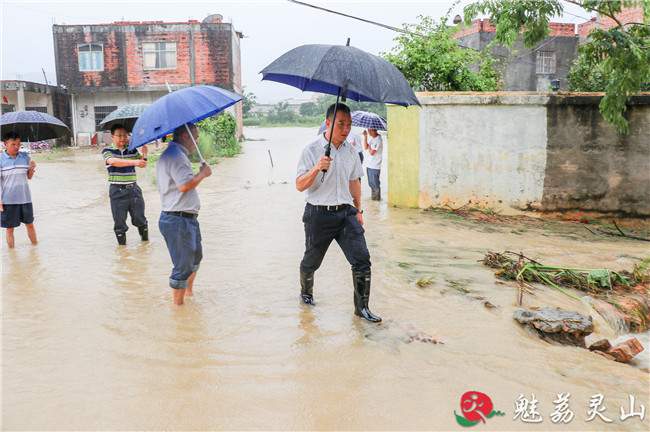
[300,203,371,274]
[109,183,147,235]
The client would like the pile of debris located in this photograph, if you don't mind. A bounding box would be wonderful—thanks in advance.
[513,307,645,364]
[483,251,650,332]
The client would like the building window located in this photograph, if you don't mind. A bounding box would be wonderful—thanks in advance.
[94,105,117,128]
[78,43,104,72]
[143,42,177,70]
[1,104,15,114]
[536,51,556,74]
[26,106,48,113]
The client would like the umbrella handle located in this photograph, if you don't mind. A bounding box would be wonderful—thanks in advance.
[322,90,342,174]
[185,123,207,165]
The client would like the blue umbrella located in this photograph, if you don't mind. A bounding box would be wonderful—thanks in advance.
[0,110,70,142]
[129,85,242,160]
[351,111,387,131]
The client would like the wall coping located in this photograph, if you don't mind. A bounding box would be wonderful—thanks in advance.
[415,92,650,106]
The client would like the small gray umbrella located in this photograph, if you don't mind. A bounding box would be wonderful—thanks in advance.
[0,110,70,142]
[98,104,149,132]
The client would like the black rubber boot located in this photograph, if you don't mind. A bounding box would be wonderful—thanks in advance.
[353,270,382,322]
[116,232,126,246]
[300,271,315,305]
[371,189,380,201]
[138,225,149,241]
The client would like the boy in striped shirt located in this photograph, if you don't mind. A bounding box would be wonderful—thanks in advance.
[0,131,37,248]
[101,124,148,246]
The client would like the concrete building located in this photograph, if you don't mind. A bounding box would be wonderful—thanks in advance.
[1,80,72,144]
[52,14,243,145]
[454,7,645,92]
[455,20,579,91]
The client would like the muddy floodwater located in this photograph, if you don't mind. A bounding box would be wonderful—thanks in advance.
[2,127,649,430]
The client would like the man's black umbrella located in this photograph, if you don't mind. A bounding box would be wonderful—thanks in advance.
[260,41,419,163]
[98,104,149,132]
[0,111,70,142]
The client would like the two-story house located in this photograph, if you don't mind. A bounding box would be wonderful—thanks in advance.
[53,13,243,145]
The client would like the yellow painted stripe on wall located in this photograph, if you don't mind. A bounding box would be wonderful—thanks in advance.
[387,105,420,208]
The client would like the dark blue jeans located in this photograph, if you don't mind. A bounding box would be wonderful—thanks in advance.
[366,168,381,194]
[159,212,202,289]
[300,204,371,274]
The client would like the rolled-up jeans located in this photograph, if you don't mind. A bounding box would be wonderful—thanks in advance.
[159,212,202,289]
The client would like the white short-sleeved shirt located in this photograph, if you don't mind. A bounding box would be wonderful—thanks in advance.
[296,134,363,206]
[365,135,383,170]
[156,142,200,213]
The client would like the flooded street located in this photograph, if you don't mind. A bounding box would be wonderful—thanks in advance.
[2,127,649,430]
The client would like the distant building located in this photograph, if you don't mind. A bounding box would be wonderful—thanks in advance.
[52,13,243,145]
[454,7,644,92]
[455,20,578,91]
[1,80,72,144]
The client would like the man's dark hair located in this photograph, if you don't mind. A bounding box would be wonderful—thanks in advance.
[2,131,20,141]
[173,123,195,142]
[110,124,127,135]
[326,103,351,120]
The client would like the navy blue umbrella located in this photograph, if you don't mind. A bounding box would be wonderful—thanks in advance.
[260,43,419,106]
[0,111,70,142]
[351,111,387,131]
[129,85,242,161]
[261,41,418,165]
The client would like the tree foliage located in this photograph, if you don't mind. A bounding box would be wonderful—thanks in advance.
[464,0,650,134]
[383,15,500,92]
[242,88,257,116]
[299,102,320,117]
[267,101,297,123]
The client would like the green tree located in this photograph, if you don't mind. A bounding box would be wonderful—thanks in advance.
[299,102,320,117]
[382,15,500,91]
[268,101,297,123]
[242,88,257,116]
[464,0,650,134]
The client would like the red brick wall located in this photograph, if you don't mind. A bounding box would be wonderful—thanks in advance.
[124,31,194,87]
[578,7,643,38]
[548,23,576,36]
[54,21,237,92]
[454,19,575,38]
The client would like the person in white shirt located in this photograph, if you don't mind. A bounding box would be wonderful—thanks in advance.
[363,129,383,200]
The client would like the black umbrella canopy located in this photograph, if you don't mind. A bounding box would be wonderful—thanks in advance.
[260,44,420,106]
[98,104,150,132]
[0,111,70,142]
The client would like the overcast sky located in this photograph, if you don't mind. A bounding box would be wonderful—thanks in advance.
[0,0,591,103]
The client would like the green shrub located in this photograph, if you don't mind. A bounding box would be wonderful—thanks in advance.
[195,113,241,162]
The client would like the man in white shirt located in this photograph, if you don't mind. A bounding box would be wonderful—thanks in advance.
[363,129,383,200]
[295,103,381,323]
